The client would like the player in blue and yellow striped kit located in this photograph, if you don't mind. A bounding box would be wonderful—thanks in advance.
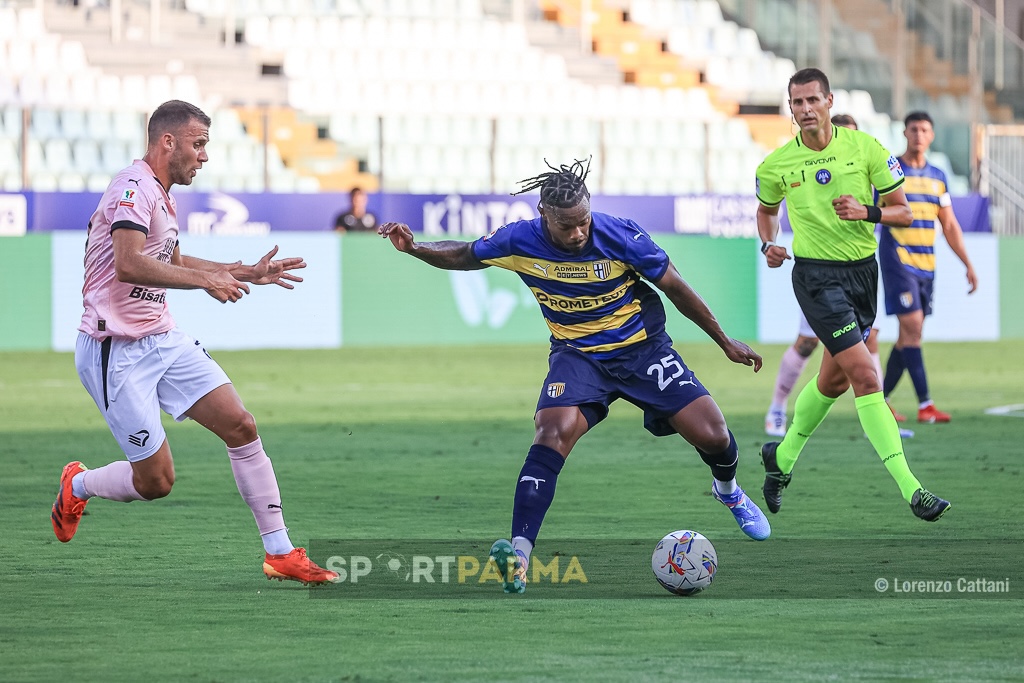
[379,159,770,594]
[878,112,977,424]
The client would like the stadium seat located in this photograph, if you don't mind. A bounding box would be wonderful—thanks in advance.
[17,8,46,39]
[6,39,32,78]
[87,173,112,192]
[69,74,99,107]
[0,97,19,132]
[30,171,58,191]
[72,139,101,175]
[44,139,74,175]
[58,40,88,75]
[58,172,86,192]
[111,109,145,145]
[3,172,24,191]
[61,109,87,141]
[0,8,17,41]
[86,110,114,140]
[30,108,61,140]
[0,138,20,174]
[100,140,132,171]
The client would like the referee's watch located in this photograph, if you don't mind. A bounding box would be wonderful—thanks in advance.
[760,241,776,255]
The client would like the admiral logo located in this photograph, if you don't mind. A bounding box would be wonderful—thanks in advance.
[128,429,150,448]
[805,156,836,166]
[129,286,166,304]
[552,264,590,280]
[546,382,565,398]
[592,260,611,280]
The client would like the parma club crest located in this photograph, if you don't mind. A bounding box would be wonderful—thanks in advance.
[546,382,565,398]
[592,260,611,280]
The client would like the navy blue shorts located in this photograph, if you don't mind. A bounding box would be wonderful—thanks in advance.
[536,337,711,437]
[882,266,934,316]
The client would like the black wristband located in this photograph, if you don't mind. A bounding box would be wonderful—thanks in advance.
[866,205,882,223]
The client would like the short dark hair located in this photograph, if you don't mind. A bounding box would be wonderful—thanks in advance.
[904,111,934,127]
[788,68,830,96]
[511,158,591,209]
[350,187,365,198]
[147,100,211,145]
[831,113,858,129]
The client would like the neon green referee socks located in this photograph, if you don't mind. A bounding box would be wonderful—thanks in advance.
[856,391,922,502]
[775,376,837,473]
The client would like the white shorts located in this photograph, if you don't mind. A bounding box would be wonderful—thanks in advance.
[797,312,879,340]
[75,328,230,461]
[797,311,816,338]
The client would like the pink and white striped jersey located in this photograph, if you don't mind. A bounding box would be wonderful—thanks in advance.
[79,159,179,341]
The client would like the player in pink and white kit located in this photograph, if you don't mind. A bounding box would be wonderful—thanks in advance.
[51,100,337,585]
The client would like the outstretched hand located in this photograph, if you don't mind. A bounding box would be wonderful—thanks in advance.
[378,222,415,252]
[205,269,250,303]
[242,246,306,288]
[722,338,762,373]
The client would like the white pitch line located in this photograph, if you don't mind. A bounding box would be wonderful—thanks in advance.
[984,404,1024,418]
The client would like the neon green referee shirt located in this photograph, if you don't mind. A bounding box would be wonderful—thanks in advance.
[756,124,905,261]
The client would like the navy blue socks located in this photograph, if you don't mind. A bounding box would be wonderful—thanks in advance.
[511,444,565,545]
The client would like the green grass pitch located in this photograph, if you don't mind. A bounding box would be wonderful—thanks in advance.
[2,341,1023,682]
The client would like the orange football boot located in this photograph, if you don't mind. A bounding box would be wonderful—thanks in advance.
[887,402,908,422]
[263,548,339,585]
[918,404,951,423]
[51,461,89,542]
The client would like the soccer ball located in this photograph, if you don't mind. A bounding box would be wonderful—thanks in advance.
[651,530,718,596]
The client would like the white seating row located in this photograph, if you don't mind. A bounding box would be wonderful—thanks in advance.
[185,0,481,20]
[246,16,518,50]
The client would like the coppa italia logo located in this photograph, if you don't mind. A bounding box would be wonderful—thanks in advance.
[120,189,136,207]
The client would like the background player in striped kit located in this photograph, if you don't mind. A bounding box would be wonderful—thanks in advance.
[878,111,978,424]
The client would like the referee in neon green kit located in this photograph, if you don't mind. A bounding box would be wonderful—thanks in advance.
[755,67,950,522]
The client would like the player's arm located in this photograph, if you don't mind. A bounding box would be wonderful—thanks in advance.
[756,202,791,268]
[378,221,486,270]
[176,247,305,288]
[835,187,912,227]
[937,204,978,293]
[653,262,762,372]
[113,229,249,303]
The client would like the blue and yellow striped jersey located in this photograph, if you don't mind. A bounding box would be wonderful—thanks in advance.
[472,211,671,359]
[879,159,951,280]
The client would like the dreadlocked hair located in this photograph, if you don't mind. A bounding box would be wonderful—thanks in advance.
[511,157,592,208]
